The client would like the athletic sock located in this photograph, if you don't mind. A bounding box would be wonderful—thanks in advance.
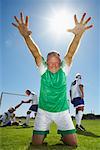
[75,110,83,126]
[75,113,79,126]
[77,110,83,126]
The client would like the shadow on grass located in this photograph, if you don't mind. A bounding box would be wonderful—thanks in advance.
[0,125,33,129]
[0,125,34,129]
[15,125,34,129]
[77,130,100,138]
[27,143,77,150]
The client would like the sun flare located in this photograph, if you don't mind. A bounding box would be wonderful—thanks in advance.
[47,9,74,37]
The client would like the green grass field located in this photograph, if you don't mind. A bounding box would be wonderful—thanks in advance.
[0,119,100,150]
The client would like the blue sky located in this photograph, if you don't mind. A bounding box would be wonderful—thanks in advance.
[0,0,100,116]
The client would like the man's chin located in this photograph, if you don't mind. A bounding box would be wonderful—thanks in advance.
[49,68,59,73]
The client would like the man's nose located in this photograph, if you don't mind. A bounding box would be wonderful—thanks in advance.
[52,63,56,67]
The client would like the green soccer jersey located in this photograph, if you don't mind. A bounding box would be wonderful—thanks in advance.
[38,58,70,112]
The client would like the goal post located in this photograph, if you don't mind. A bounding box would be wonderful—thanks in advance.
[0,92,27,107]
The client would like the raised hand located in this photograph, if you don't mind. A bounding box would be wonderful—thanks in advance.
[67,13,93,35]
[12,12,32,38]
[12,12,42,66]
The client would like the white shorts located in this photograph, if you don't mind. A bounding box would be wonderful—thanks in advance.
[33,108,76,135]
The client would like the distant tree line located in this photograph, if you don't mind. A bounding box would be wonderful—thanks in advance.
[1,113,100,120]
[71,113,100,120]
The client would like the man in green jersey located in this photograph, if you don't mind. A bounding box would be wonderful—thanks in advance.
[12,12,93,146]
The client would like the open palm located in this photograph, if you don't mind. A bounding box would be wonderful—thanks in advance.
[12,12,32,38]
[67,13,93,35]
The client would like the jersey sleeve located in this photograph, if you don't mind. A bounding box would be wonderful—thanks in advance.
[33,95,38,104]
[31,94,38,105]
[61,59,71,76]
[77,79,83,86]
[37,57,47,75]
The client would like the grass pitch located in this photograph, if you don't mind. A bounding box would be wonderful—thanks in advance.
[0,119,100,150]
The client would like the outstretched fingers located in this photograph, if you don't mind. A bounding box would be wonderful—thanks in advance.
[85,25,93,30]
[74,14,78,25]
[25,16,29,27]
[20,12,24,24]
[12,12,28,28]
[80,14,93,30]
[67,13,93,34]
[12,16,21,28]
[83,17,91,25]
[14,16,21,25]
[12,23,18,28]
[20,12,29,27]
[80,13,86,23]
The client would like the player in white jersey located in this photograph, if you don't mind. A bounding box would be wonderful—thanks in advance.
[22,90,38,127]
[70,73,85,131]
[0,102,22,127]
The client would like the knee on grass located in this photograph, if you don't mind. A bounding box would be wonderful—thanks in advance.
[62,134,78,147]
[32,134,46,145]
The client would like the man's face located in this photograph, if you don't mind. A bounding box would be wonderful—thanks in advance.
[47,55,61,73]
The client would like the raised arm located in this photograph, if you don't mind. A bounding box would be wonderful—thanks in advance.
[64,13,93,66]
[12,12,42,66]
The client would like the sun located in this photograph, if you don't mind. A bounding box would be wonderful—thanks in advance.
[47,9,74,37]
